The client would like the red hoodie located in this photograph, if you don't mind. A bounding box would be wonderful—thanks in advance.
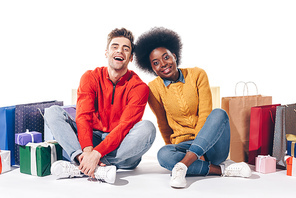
[76,66,149,157]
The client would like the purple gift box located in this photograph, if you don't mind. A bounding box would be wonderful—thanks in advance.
[15,130,42,146]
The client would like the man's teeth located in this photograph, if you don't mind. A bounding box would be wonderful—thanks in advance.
[114,57,123,61]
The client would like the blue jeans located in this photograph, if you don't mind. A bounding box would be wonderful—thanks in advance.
[44,105,156,169]
[157,109,230,176]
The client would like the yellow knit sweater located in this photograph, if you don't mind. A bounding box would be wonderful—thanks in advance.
[148,67,212,145]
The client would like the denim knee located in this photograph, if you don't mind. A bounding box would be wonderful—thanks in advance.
[211,108,229,121]
[44,105,64,122]
[136,120,156,144]
[157,145,176,171]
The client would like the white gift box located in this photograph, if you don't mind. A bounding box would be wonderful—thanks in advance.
[0,150,11,174]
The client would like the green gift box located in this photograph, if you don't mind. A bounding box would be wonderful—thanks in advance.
[19,141,63,176]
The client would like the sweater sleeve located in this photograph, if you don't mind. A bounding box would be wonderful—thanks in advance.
[76,70,97,150]
[93,83,149,157]
[195,68,212,135]
[148,82,173,144]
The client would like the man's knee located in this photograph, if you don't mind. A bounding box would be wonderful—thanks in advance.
[44,105,64,123]
[133,120,156,142]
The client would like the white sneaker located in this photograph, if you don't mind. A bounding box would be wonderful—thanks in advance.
[51,160,82,178]
[223,161,252,178]
[170,162,188,188]
[94,165,117,184]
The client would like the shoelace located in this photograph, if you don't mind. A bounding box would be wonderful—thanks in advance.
[225,165,242,176]
[63,163,81,178]
[172,165,185,179]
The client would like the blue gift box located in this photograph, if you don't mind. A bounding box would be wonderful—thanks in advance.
[287,141,296,157]
[15,130,42,146]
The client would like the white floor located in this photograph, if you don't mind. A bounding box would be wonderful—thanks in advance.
[0,154,294,198]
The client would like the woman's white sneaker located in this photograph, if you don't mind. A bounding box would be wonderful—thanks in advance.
[170,162,188,188]
[223,162,252,178]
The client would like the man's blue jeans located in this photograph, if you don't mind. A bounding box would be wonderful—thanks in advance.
[157,109,230,175]
[44,105,156,169]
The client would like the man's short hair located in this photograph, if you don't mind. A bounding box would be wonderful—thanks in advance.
[107,28,135,53]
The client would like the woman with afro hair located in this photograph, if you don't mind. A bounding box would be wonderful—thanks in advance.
[134,27,251,188]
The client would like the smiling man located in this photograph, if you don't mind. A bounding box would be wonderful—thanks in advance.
[45,28,156,183]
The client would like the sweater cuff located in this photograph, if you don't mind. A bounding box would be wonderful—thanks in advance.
[94,144,108,158]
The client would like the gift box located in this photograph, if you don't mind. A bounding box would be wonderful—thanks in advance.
[286,156,296,176]
[19,141,62,177]
[286,134,296,157]
[255,155,276,174]
[287,141,296,157]
[0,150,11,174]
[15,130,42,146]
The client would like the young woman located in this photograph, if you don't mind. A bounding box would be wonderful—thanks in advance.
[134,27,251,188]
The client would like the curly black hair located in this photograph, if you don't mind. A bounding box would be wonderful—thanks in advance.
[134,27,183,75]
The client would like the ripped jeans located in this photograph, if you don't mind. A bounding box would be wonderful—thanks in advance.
[157,109,230,176]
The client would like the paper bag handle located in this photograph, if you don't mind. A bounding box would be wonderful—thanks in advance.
[235,81,258,96]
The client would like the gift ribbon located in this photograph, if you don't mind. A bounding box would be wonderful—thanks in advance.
[292,142,295,157]
[257,155,269,170]
[292,158,296,177]
[27,141,57,176]
[17,129,35,145]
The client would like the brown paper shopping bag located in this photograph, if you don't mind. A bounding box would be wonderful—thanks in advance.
[222,82,272,162]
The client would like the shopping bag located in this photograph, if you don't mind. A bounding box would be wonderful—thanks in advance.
[248,104,280,165]
[0,106,16,165]
[272,104,296,168]
[221,82,272,162]
[14,101,63,165]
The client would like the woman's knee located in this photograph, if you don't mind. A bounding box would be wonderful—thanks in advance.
[157,145,176,170]
[211,108,229,121]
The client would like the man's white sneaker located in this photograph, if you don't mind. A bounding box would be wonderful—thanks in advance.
[51,160,82,179]
[170,162,188,188]
[94,165,117,184]
[223,162,252,178]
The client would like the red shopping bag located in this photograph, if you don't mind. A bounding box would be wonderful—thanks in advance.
[248,104,280,165]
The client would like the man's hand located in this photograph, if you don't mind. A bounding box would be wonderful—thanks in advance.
[78,146,104,178]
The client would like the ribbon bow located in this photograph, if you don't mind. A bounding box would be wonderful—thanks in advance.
[16,129,35,145]
[286,134,296,141]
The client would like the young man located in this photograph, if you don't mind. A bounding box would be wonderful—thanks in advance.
[45,28,156,183]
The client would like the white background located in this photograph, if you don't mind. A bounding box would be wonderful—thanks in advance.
[0,2,295,195]
[1,0,295,107]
